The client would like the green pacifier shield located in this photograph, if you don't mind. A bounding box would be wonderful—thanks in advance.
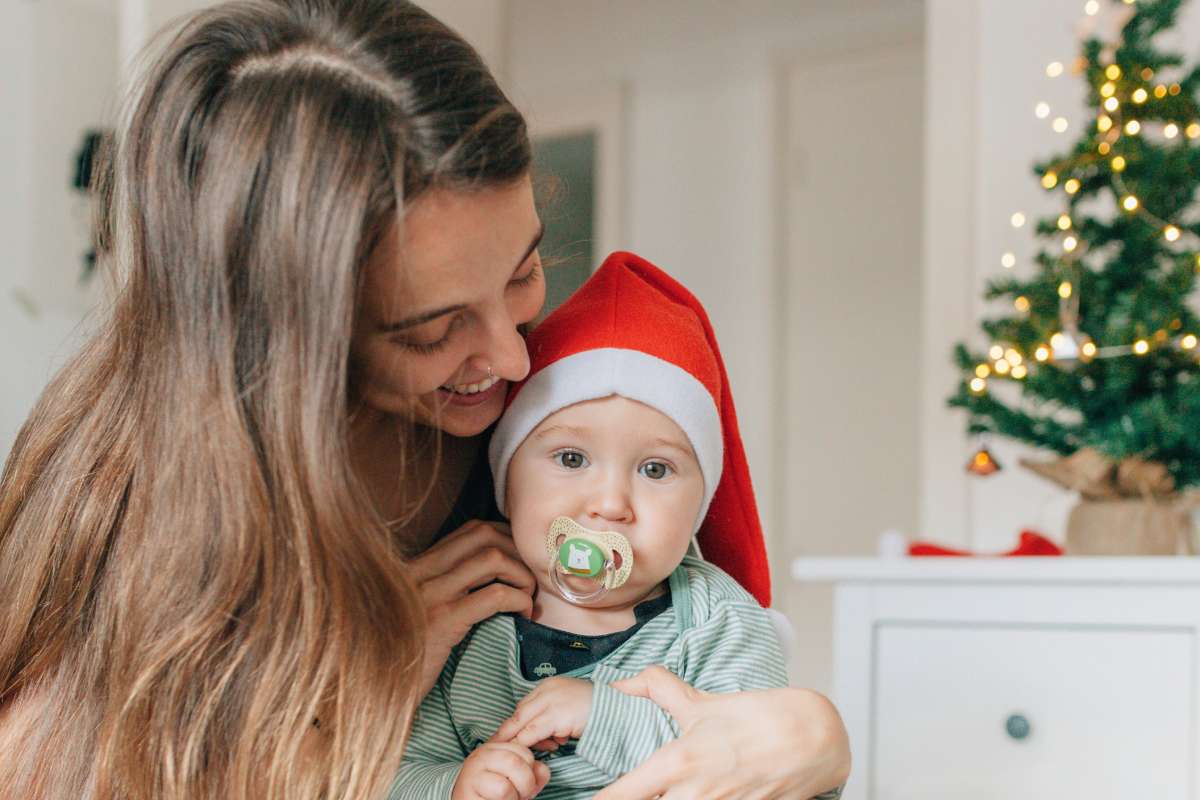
[558,537,605,578]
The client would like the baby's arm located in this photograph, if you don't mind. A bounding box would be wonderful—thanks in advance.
[393,659,549,800]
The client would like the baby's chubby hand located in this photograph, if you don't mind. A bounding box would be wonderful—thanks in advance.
[452,742,549,800]
[490,676,594,752]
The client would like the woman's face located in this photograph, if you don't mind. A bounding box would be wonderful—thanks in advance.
[352,177,546,438]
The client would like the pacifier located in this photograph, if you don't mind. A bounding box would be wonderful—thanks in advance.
[544,516,634,604]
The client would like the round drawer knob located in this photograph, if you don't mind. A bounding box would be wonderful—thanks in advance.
[1005,713,1031,741]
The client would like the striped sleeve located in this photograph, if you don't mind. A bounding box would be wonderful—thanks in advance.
[576,584,788,780]
[389,672,467,800]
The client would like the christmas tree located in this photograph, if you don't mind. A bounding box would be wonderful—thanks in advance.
[951,0,1200,490]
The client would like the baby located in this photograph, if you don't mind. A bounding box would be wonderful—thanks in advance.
[391,252,838,800]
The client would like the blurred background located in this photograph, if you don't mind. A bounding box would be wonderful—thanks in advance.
[4,0,1200,702]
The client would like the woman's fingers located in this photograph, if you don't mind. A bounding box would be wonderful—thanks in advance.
[422,544,537,608]
[445,582,534,630]
[608,665,705,728]
[408,519,518,584]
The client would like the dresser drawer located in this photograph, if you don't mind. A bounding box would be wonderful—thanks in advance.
[871,623,1193,799]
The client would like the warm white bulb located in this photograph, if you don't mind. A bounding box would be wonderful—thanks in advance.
[1123,195,1139,211]
[1063,237,1078,253]
[1133,88,1149,104]
[1125,120,1141,135]
[1105,97,1120,112]
[1046,62,1064,78]
[1057,214,1072,230]
[1165,123,1180,139]
[1001,252,1016,269]
[1053,117,1069,133]
[1011,212,1026,228]
[989,345,1005,360]
[1085,0,1100,12]
[1035,102,1051,119]
[1165,225,1181,242]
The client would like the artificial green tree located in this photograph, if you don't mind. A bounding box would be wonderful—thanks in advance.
[951,0,1200,490]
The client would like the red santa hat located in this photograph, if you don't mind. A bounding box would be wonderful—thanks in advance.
[487,251,771,607]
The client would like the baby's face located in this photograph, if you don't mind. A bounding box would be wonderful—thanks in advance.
[505,396,706,607]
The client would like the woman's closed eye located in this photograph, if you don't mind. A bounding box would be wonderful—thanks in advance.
[393,314,465,354]
[508,260,542,289]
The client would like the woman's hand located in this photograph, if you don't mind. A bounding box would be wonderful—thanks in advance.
[408,519,538,698]
[592,666,850,800]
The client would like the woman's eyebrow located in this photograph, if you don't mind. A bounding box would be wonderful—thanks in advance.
[378,222,545,333]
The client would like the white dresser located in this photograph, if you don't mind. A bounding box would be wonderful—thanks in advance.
[791,557,1200,800]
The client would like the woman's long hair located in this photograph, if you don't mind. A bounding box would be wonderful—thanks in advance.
[0,1,529,797]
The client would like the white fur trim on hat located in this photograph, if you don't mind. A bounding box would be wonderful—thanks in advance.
[488,348,724,531]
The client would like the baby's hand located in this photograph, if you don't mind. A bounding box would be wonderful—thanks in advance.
[490,676,594,751]
[452,742,549,800]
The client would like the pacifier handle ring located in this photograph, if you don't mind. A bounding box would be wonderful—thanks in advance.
[550,559,615,604]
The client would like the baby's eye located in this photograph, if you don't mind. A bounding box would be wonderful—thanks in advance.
[639,461,673,480]
[554,450,589,470]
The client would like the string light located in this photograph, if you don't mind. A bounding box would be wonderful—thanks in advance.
[1133,87,1149,103]
[970,377,987,394]
[1053,117,1069,133]
[1001,252,1016,268]
[1059,280,1074,297]
[975,364,991,378]
[1155,85,1169,99]
[1015,295,1032,312]
[1170,83,1182,95]
[1125,120,1141,135]
[1011,212,1026,227]
[1097,115,1113,132]
[1081,341,1098,359]
[1133,339,1150,355]
[1105,65,1122,80]
[1063,236,1079,252]
[1188,123,1200,138]
[1065,178,1082,194]
[1183,334,1198,350]
[1042,172,1058,188]
[1011,365,1028,379]
[1165,123,1179,139]
[1123,194,1139,211]
[1005,348,1023,366]
[1085,0,1099,14]
[1164,225,1181,242]
[1100,81,1116,97]
[1141,67,1154,80]
[1057,214,1072,230]
[994,359,1011,375]
[1036,102,1051,118]
[1099,141,1112,155]
[1035,345,1051,362]
[1112,155,1126,171]
[1105,97,1120,112]
[1047,61,1064,77]
[989,344,1005,360]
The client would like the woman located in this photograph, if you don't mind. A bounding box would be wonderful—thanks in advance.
[0,1,850,798]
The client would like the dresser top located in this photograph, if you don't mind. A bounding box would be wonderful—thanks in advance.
[791,556,1200,584]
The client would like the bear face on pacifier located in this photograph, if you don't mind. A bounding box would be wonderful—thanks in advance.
[544,516,634,605]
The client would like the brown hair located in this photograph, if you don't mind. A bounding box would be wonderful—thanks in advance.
[0,1,529,797]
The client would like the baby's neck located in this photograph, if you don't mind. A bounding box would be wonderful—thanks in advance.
[531,582,668,636]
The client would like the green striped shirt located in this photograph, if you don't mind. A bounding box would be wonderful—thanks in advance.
[391,555,841,799]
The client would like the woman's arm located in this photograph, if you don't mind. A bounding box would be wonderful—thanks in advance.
[592,667,850,800]
[407,519,537,699]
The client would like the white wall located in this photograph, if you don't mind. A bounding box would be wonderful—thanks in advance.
[922,0,1200,552]
[1,0,114,458]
